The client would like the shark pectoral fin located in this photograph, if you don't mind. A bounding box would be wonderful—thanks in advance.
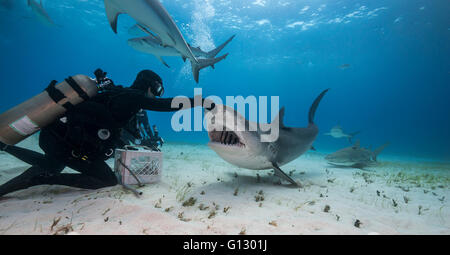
[136,24,162,41]
[156,56,170,68]
[104,1,122,33]
[272,163,299,187]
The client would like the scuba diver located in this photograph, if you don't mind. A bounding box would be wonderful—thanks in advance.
[0,69,212,197]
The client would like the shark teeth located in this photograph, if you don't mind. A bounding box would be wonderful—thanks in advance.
[209,130,245,147]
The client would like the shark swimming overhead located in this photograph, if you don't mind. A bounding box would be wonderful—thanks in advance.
[325,125,360,143]
[103,0,212,83]
[206,89,329,187]
[325,140,389,168]
[127,25,235,69]
[27,0,55,26]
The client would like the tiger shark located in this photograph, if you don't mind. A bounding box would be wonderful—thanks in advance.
[325,125,360,143]
[128,33,235,68]
[325,140,389,168]
[27,0,55,26]
[206,89,329,187]
[104,0,212,83]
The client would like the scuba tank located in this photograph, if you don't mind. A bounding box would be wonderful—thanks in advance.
[0,69,111,145]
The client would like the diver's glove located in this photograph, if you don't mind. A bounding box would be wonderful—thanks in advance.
[94,68,115,90]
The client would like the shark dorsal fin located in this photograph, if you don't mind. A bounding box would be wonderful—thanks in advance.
[353,140,360,149]
[272,107,285,128]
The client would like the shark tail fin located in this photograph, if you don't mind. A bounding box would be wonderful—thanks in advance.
[206,35,236,58]
[191,54,229,83]
[372,142,390,161]
[308,89,330,124]
[104,1,122,33]
[348,131,361,144]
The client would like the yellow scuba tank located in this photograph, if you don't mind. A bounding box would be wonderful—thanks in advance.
[0,75,98,145]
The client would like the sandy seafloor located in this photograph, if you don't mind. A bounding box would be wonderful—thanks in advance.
[0,137,449,235]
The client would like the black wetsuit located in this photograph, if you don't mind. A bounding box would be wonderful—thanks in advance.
[121,110,152,145]
[0,87,201,197]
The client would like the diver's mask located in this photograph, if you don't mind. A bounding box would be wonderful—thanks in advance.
[151,81,164,97]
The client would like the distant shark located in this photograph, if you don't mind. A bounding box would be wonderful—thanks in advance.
[128,24,234,68]
[104,0,219,83]
[324,125,360,143]
[206,89,329,187]
[325,140,389,168]
[27,0,55,26]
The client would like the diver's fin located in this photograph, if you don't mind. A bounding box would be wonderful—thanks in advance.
[156,56,170,68]
[272,162,299,187]
[373,142,389,161]
[308,89,329,124]
[104,1,122,33]
[191,53,229,83]
[206,34,236,58]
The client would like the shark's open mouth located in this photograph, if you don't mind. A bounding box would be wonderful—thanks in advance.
[208,130,245,147]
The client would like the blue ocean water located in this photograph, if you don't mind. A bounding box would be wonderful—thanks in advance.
[0,0,449,161]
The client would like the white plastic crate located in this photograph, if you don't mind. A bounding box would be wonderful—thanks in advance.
[114,146,163,185]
